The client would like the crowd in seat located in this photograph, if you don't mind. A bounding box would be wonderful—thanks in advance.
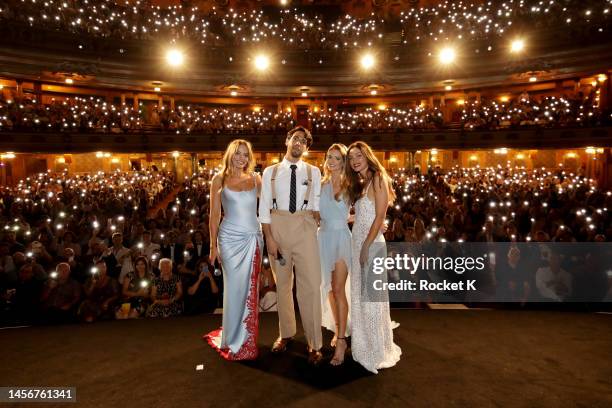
[1,0,608,50]
[1,90,608,135]
[385,166,611,244]
[383,165,612,303]
[1,164,610,324]
[0,96,143,133]
[461,93,606,130]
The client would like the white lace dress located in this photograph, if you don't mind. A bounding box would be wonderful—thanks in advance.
[350,182,401,374]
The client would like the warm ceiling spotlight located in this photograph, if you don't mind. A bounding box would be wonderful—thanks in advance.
[378,104,387,110]
[370,90,377,95]
[438,47,456,64]
[500,95,510,102]
[510,38,525,53]
[254,54,270,71]
[360,53,375,70]
[154,87,161,92]
[65,78,74,84]
[529,76,537,82]
[597,74,607,82]
[301,92,308,97]
[585,147,603,154]
[279,0,289,6]
[230,90,238,96]
[166,49,184,67]
[445,85,452,91]
[172,151,180,158]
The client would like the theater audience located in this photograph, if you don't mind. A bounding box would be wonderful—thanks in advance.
[117,256,152,319]
[40,262,82,324]
[146,258,183,318]
[78,260,120,323]
[1,0,606,51]
[182,259,219,315]
[0,159,610,326]
[1,91,607,135]
[535,249,572,302]
[259,261,277,313]
[108,232,131,283]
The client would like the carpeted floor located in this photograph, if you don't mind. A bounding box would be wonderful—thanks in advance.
[1,310,611,408]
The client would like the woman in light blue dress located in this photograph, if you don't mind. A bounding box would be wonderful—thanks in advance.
[205,139,263,360]
[318,143,352,366]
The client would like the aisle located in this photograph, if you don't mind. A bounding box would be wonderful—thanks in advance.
[147,185,182,218]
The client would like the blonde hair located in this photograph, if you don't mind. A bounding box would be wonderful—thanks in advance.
[219,139,255,186]
[322,143,348,201]
[345,141,396,205]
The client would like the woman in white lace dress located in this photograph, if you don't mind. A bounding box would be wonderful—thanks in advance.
[345,141,401,374]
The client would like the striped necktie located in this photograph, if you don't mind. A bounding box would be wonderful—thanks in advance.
[289,164,297,213]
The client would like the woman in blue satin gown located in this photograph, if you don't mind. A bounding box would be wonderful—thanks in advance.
[204,139,263,360]
[318,143,352,366]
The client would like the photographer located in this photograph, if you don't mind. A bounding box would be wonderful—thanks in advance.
[182,258,219,315]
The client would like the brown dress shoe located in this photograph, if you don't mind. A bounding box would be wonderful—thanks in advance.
[271,337,292,353]
[308,350,324,366]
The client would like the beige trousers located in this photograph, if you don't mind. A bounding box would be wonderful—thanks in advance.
[269,210,322,350]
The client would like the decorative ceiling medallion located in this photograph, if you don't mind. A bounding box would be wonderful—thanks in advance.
[513,70,556,81]
[42,70,93,84]
[218,84,250,94]
[359,84,390,92]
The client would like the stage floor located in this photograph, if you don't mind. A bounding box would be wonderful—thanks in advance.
[1,310,611,407]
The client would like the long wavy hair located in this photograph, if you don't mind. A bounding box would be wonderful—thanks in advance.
[218,139,255,186]
[321,143,348,201]
[133,256,153,281]
[345,141,396,206]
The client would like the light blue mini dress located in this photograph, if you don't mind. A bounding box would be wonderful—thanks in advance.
[317,181,352,335]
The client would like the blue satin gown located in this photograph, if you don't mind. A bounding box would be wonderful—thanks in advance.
[205,182,263,360]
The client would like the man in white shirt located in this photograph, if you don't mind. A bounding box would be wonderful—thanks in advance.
[107,232,131,283]
[132,231,160,265]
[259,126,323,365]
[535,250,572,301]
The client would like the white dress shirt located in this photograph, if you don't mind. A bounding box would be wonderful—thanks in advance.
[259,158,321,224]
[131,242,160,263]
[535,266,572,301]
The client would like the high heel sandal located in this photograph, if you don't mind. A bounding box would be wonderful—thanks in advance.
[331,324,339,348]
[330,337,347,366]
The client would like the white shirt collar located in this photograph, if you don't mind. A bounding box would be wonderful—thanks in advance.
[281,157,303,169]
